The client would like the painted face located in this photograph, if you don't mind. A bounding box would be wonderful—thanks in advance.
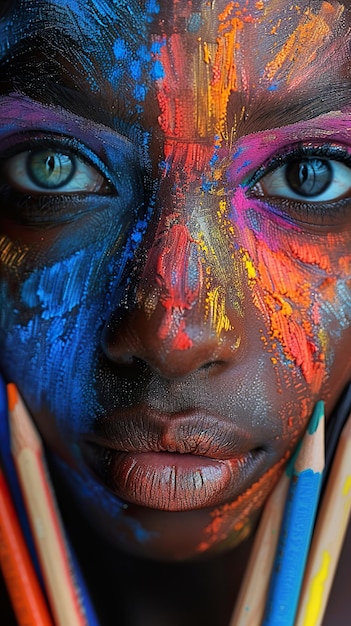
[1,0,351,560]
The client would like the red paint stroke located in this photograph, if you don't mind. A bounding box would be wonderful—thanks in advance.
[154,216,203,350]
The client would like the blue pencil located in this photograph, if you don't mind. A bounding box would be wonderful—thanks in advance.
[262,401,325,626]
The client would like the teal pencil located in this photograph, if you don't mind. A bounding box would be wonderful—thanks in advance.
[262,402,325,626]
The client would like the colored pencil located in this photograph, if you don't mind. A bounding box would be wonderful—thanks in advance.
[8,383,88,626]
[0,466,53,626]
[229,468,290,626]
[262,401,325,626]
[0,374,42,583]
[295,410,351,626]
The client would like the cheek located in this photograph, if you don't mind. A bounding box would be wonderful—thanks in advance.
[1,248,101,428]
[228,189,351,395]
[0,225,134,432]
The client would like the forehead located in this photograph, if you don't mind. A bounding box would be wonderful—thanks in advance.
[1,0,351,133]
[3,1,350,51]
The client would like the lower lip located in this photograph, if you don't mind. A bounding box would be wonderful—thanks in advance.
[100,450,255,511]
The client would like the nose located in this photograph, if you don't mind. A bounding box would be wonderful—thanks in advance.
[102,212,244,379]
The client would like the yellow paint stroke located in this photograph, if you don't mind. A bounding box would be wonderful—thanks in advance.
[317,327,329,357]
[264,2,344,86]
[203,41,211,65]
[206,287,233,335]
[302,551,331,626]
[240,248,256,281]
[343,475,351,497]
[0,235,29,270]
[217,198,227,218]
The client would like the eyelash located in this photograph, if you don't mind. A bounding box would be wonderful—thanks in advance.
[245,143,351,226]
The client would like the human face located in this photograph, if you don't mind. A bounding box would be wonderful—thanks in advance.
[1,0,351,561]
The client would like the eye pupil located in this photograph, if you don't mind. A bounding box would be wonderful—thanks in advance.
[285,158,332,197]
[46,155,55,173]
[27,150,75,189]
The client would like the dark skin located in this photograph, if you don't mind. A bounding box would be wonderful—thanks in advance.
[1,1,351,623]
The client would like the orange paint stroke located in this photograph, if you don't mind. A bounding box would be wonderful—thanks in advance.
[254,245,326,391]
[210,13,244,139]
[155,2,257,143]
[197,455,288,553]
[263,2,344,87]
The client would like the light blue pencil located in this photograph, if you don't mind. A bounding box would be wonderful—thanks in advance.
[262,401,325,626]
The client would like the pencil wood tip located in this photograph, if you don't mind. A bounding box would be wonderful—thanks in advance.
[295,406,325,474]
[8,387,41,455]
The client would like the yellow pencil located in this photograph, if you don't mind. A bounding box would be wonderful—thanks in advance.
[295,411,351,626]
[8,384,87,626]
[229,469,290,626]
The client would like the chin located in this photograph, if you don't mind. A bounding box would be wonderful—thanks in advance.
[104,505,257,562]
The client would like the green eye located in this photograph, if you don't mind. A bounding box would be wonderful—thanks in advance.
[27,150,75,189]
[3,145,110,195]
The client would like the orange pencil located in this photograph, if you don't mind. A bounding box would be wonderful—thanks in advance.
[8,384,87,626]
[0,467,53,626]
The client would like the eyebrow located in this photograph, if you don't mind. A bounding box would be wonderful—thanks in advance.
[0,29,143,132]
[228,80,351,139]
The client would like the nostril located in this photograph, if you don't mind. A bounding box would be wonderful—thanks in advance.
[199,360,226,372]
[201,361,216,370]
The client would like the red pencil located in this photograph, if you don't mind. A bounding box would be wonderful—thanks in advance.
[0,466,53,626]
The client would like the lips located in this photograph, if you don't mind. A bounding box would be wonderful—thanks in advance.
[80,407,268,511]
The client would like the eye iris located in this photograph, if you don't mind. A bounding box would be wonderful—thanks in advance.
[27,150,75,189]
[285,158,332,197]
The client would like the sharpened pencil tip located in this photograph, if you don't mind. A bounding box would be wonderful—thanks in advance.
[7,383,18,413]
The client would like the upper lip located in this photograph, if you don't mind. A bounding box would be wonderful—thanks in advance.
[81,405,261,459]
